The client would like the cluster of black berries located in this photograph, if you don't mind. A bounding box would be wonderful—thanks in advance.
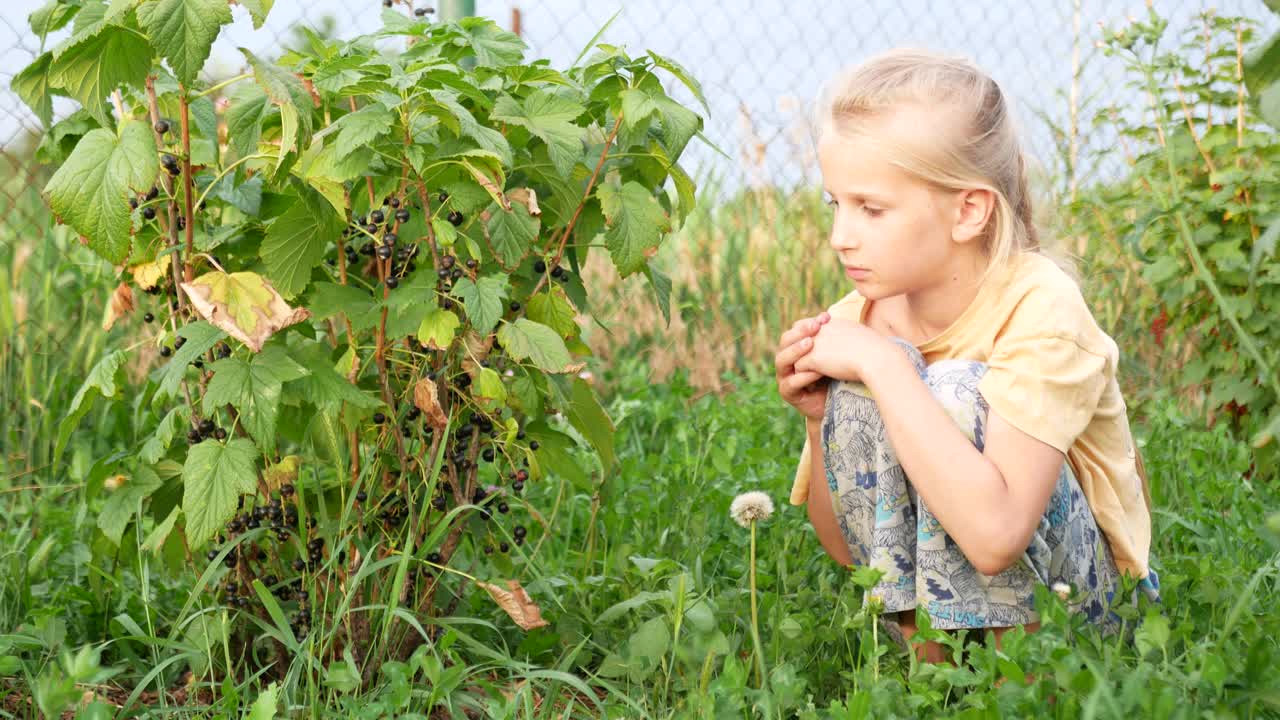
[533,258,571,283]
[161,152,180,177]
[187,416,227,444]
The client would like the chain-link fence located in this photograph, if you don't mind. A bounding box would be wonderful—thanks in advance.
[2,0,1277,233]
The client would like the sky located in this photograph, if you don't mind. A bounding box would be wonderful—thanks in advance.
[2,0,1276,199]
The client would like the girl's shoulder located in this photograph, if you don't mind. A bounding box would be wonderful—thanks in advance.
[993,252,1114,354]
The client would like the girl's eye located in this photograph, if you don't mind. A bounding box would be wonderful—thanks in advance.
[822,192,836,207]
[862,206,883,217]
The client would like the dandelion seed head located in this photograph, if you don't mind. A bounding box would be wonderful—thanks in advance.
[730,491,775,528]
[1052,581,1072,600]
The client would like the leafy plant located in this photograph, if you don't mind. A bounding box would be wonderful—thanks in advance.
[1069,6,1280,476]
[11,0,707,689]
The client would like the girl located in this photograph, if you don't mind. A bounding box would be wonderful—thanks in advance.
[774,48,1161,665]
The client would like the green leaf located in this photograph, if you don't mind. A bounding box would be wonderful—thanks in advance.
[225,83,270,160]
[565,377,614,470]
[473,367,507,411]
[417,308,460,350]
[427,89,513,166]
[485,202,538,268]
[497,318,574,373]
[647,50,710,116]
[523,420,586,488]
[308,282,380,331]
[139,405,190,464]
[454,16,526,67]
[526,286,578,338]
[451,275,509,335]
[240,48,314,163]
[654,97,701,160]
[643,261,672,327]
[1253,216,1280,288]
[44,122,159,264]
[99,465,164,546]
[137,0,232,85]
[13,51,55,127]
[238,0,274,29]
[260,193,343,298]
[141,506,180,553]
[1244,29,1280,96]
[297,353,382,411]
[155,321,226,401]
[333,102,394,160]
[55,350,127,466]
[620,87,662,131]
[597,181,672,277]
[49,22,153,125]
[490,90,586,178]
[30,1,81,36]
[247,681,281,720]
[182,438,259,548]
[203,346,308,456]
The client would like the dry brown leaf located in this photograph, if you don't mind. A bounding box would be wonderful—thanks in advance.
[477,579,549,631]
[506,187,541,216]
[471,166,510,211]
[413,377,449,431]
[180,271,311,352]
[102,281,134,331]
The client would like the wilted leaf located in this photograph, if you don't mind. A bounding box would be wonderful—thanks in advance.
[181,271,312,352]
[476,579,549,630]
[413,377,448,431]
[506,187,540,215]
[417,308,459,350]
[262,455,301,493]
[102,281,134,330]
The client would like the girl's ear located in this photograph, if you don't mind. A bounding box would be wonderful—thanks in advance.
[951,188,996,245]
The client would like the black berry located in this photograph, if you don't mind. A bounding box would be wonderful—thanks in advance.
[499,541,510,553]
[395,208,410,223]
[534,259,547,273]
[129,197,138,209]
[356,490,367,502]
[373,411,386,424]
[155,119,171,135]
[389,197,400,208]
[386,277,399,289]
[376,245,393,260]
[383,232,398,245]
[551,265,565,280]
[483,448,495,462]
[370,209,385,224]
[447,210,464,226]
[365,223,378,235]
[145,186,159,201]
[415,6,433,16]
[509,301,521,312]
[143,312,155,323]
[160,346,172,357]
[214,427,227,440]
[529,440,540,451]
[143,206,156,220]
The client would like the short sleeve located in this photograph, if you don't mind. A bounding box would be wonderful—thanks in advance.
[978,330,1110,454]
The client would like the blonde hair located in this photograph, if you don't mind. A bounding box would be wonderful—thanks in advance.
[814,47,1077,286]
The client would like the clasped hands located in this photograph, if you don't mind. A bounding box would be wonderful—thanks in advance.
[773,311,896,421]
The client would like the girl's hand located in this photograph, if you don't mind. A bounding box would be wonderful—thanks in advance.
[794,317,892,383]
[775,312,831,421]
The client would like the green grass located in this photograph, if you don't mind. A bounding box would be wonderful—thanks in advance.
[1,178,1278,718]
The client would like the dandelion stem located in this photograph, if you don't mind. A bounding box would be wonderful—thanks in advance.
[749,520,769,690]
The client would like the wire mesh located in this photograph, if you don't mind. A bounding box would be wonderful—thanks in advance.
[1,0,1276,231]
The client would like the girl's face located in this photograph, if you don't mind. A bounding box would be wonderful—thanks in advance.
[817,122,969,300]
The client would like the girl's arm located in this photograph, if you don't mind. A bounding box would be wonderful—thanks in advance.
[860,348,1064,576]
[805,418,855,567]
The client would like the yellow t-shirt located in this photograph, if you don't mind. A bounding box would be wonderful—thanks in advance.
[789,251,1154,580]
